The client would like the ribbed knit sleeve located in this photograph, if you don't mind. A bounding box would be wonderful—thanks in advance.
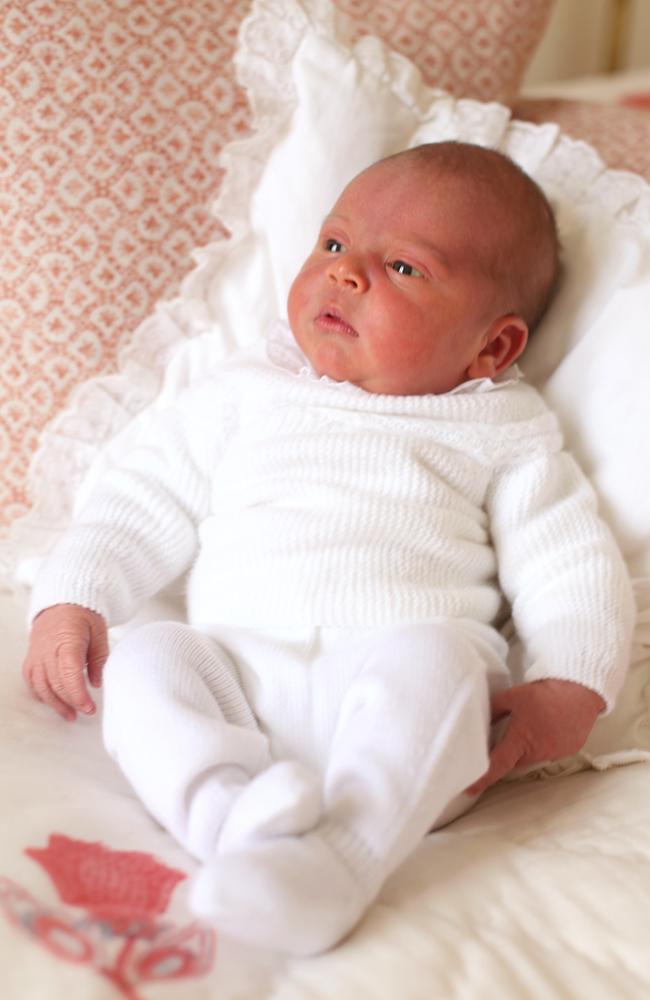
[486,447,635,711]
[29,380,225,626]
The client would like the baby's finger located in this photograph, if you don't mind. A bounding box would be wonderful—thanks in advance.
[489,688,518,718]
[466,733,523,796]
[30,662,77,722]
[87,661,104,689]
[58,646,96,714]
[87,636,109,689]
[21,655,34,688]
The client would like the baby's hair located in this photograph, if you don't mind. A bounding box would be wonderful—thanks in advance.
[383,141,560,333]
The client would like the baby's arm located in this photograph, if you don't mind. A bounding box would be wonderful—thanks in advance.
[22,604,108,722]
[487,447,634,710]
[466,678,605,795]
[481,423,634,786]
[24,383,222,719]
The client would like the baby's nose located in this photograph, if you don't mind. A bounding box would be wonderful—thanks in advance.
[327,255,369,292]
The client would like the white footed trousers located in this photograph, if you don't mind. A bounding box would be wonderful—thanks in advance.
[103,620,510,867]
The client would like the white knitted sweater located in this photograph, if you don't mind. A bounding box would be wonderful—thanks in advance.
[31,322,634,708]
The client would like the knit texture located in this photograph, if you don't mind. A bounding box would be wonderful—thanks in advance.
[30,323,634,708]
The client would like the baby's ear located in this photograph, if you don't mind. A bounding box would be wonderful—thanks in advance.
[466,316,528,380]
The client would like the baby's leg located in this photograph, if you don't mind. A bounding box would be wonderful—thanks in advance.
[321,621,504,869]
[103,622,320,861]
[191,621,505,954]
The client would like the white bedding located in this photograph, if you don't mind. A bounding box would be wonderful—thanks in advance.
[3,1,650,995]
[2,583,650,998]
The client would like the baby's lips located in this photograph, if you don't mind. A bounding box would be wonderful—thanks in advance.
[315,308,359,337]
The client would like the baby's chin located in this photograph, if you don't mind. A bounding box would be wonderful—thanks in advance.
[308,353,443,395]
[301,339,359,386]
[292,328,460,396]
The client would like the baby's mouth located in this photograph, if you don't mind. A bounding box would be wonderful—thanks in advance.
[315,308,359,338]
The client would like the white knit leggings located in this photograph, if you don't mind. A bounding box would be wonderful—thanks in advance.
[102,619,510,865]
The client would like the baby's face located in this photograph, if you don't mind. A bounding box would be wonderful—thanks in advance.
[287,158,513,396]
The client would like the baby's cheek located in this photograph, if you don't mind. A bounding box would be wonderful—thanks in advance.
[367,332,446,394]
[286,291,300,335]
[373,332,422,369]
[287,270,311,326]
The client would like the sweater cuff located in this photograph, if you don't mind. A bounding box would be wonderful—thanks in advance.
[29,568,113,626]
[523,652,629,717]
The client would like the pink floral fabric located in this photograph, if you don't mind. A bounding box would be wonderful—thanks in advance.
[513,97,650,184]
[0,0,555,532]
[0,0,248,529]
[338,0,555,102]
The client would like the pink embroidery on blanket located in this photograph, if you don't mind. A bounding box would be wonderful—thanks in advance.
[0,834,216,999]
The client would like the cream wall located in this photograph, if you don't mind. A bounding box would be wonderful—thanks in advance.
[626,0,650,70]
[523,0,650,86]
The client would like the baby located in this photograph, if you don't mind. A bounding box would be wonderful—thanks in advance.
[23,142,634,956]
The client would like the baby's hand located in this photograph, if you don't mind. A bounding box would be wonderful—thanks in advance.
[466,679,605,796]
[22,604,109,722]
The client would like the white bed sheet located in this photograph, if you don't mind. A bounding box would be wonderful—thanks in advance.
[2,586,650,999]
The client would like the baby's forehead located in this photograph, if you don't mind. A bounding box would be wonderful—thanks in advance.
[331,162,507,244]
[344,154,508,210]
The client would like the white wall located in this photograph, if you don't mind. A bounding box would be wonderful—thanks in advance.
[523,0,650,86]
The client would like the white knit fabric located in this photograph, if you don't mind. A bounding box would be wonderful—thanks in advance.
[103,617,508,955]
[30,321,634,708]
[102,620,330,862]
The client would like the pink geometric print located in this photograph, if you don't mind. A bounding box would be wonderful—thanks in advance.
[0,0,250,528]
[513,96,650,184]
[337,0,555,103]
[0,0,554,531]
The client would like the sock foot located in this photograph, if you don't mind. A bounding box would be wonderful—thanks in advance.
[190,831,368,956]
[218,760,322,852]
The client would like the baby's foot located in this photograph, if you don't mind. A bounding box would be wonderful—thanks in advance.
[190,830,367,956]
[218,761,322,852]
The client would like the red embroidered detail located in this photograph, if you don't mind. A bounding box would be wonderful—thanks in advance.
[26,834,185,934]
[0,835,216,999]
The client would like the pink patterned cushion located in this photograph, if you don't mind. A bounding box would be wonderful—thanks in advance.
[0,0,554,531]
[1,0,247,527]
[513,97,650,184]
[339,0,555,101]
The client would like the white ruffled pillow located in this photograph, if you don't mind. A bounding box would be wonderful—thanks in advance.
[220,1,650,575]
[12,0,650,772]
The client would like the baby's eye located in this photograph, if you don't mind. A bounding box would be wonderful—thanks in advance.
[390,259,423,277]
[324,238,346,254]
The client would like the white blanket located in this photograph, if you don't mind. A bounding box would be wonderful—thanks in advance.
[2,584,650,998]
